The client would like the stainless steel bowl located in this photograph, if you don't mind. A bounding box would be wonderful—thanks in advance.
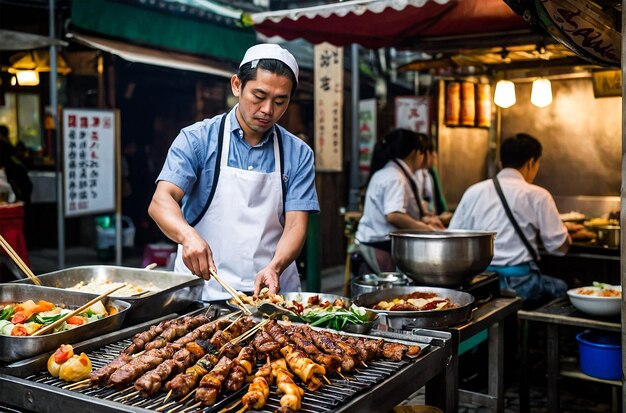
[390,230,496,286]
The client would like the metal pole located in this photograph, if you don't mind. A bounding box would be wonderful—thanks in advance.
[348,43,360,211]
[50,0,64,269]
[620,0,626,412]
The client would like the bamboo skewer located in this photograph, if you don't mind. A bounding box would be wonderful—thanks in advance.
[208,269,252,315]
[178,388,196,403]
[0,234,41,285]
[63,378,90,389]
[156,401,176,412]
[114,389,139,401]
[33,284,127,336]
[179,401,202,413]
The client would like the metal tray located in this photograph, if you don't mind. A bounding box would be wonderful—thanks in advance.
[13,265,204,324]
[0,306,450,413]
[0,284,130,362]
[229,292,378,334]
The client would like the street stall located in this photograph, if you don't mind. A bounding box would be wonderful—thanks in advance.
[0,284,454,413]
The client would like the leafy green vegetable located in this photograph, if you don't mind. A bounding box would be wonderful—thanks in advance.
[300,304,371,331]
[593,282,611,289]
[0,305,14,321]
[33,312,65,325]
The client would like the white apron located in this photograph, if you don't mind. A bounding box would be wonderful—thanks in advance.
[174,108,300,300]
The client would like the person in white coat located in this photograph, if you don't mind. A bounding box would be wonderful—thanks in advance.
[449,133,571,304]
[353,129,444,275]
[149,44,319,300]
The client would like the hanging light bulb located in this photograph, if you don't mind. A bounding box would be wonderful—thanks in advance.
[15,70,39,86]
[494,80,516,108]
[531,78,552,108]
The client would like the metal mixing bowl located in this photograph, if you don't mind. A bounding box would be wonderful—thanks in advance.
[390,230,495,286]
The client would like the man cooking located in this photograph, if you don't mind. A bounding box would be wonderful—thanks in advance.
[149,44,319,300]
[448,133,572,305]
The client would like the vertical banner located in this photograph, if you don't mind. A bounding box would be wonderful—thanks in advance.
[358,98,376,184]
[395,96,429,133]
[314,43,343,172]
[63,108,117,217]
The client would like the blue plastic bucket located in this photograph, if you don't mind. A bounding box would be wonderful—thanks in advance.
[576,332,621,380]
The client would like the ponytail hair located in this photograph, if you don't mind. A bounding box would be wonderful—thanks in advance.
[369,129,432,178]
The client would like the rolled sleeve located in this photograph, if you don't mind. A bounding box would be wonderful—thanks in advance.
[537,191,568,254]
[382,178,409,215]
[284,140,319,213]
[156,130,200,194]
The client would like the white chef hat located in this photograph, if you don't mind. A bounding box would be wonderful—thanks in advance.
[239,43,299,84]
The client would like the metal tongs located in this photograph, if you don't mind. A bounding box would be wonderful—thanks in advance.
[257,302,302,321]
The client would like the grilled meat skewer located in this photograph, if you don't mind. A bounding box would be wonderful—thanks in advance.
[134,340,213,397]
[195,356,233,406]
[134,316,254,397]
[166,353,219,399]
[123,318,177,355]
[144,315,210,351]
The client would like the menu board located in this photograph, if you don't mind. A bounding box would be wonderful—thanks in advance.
[395,96,429,133]
[314,43,343,172]
[63,109,118,217]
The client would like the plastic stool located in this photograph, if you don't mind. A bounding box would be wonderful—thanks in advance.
[0,203,29,266]
[142,243,176,268]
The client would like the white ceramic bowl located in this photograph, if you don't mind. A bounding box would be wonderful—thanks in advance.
[567,286,622,316]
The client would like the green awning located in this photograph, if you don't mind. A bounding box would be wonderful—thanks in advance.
[71,0,255,63]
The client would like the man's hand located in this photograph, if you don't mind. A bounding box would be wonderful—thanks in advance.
[254,266,281,296]
[180,229,216,280]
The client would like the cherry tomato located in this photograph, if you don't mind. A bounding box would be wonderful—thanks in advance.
[66,316,86,326]
[54,344,74,364]
[11,312,29,324]
[10,325,29,336]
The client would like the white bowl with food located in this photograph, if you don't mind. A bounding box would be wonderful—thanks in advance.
[567,284,622,316]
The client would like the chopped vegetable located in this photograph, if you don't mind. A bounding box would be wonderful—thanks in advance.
[11,312,29,324]
[54,344,74,364]
[0,305,14,320]
[66,316,87,326]
[89,301,107,316]
[58,353,92,381]
[0,321,15,335]
[0,299,116,336]
[300,304,372,331]
[10,324,28,336]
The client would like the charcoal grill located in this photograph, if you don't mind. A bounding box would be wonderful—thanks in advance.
[0,306,451,413]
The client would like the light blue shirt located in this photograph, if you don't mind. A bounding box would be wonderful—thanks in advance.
[157,111,319,225]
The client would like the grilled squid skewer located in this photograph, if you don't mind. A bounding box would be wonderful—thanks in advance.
[272,359,304,411]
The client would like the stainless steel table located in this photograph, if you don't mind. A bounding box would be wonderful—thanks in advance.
[518,297,621,412]
[425,296,523,413]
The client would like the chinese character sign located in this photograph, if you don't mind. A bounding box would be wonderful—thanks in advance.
[358,99,376,185]
[395,96,429,134]
[314,43,343,172]
[63,109,117,217]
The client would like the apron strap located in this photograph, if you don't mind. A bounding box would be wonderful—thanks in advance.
[190,113,227,227]
[492,176,539,262]
[275,127,286,211]
[392,159,426,218]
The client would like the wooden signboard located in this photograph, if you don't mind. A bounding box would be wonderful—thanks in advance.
[314,43,343,172]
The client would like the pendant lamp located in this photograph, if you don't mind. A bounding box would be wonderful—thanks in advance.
[531,78,552,108]
[494,80,516,108]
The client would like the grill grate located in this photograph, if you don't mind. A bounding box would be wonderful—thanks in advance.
[23,336,414,413]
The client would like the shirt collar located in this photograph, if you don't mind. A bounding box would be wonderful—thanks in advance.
[497,168,525,180]
[228,111,274,147]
